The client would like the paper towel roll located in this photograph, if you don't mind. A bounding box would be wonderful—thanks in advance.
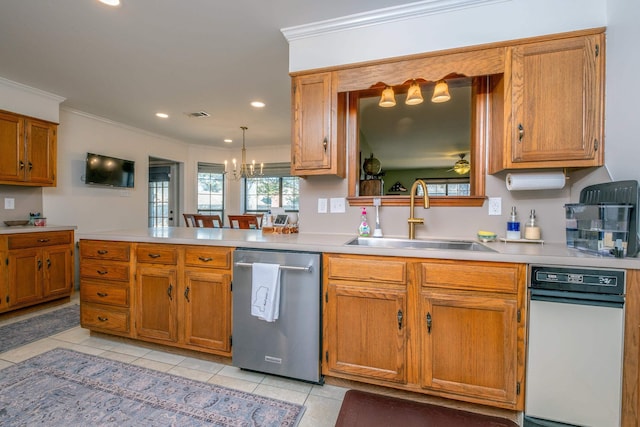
[506,171,566,191]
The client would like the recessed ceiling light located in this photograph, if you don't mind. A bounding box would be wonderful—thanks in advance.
[224,139,233,143]
[155,113,169,119]
[250,101,265,108]
[99,0,121,6]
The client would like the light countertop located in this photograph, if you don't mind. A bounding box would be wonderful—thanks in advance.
[0,225,77,234]
[76,227,640,270]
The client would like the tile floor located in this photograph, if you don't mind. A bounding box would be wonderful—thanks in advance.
[0,297,347,427]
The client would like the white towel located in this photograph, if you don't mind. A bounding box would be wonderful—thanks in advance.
[251,263,281,322]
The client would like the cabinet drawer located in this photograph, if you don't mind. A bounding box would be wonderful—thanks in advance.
[81,304,129,333]
[184,246,232,269]
[80,240,130,261]
[80,280,129,307]
[8,231,72,249]
[326,255,406,284]
[136,245,178,265]
[420,261,521,293]
[80,259,130,281]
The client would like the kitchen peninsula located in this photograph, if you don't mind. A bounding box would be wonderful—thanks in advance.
[78,227,640,421]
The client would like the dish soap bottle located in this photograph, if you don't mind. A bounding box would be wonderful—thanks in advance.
[358,208,371,237]
[506,206,521,240]
[524,209,541,240]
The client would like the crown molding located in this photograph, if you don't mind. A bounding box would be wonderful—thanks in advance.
[281,0,511,41]
[0,76,66,103]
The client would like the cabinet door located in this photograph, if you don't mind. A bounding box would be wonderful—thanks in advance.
[8,248,42,307]
[420,291,518,405]
[24,119,56,185]
[510,34,603,165]
[135,265,178,343]
[0,112,24,182]
[183,269,231,352]
[324,282,407,383]
[292,72,344,176]
[43,246,72,298]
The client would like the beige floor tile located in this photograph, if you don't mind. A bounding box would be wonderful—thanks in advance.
[168,365,214,382]
[96,350,139,363]
[177,356,226,374]
[78,335,123,351]
[129,357,174,372]
[0,359,13,370]
[54,341,108,356]
[299,394,343,427]
[261,375,314,394]
[144,349,186,365]
[253,383,308,405]
[310,383,349,400]
[50,326,90,343]
[108,341,153,358]
[218,365,265,383]
[207,374,260,393]
[0,338,61,363]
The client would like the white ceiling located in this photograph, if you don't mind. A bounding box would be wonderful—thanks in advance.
[0,0,411,148]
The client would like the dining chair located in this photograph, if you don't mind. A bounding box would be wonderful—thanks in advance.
[228,214,260,229]
[194,214,223,228]
[183,213,200,227]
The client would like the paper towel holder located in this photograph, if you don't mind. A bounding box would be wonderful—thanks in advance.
[506,169,568,191]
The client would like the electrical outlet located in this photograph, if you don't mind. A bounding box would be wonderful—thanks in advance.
[488,197,502,216]
[4,198,15,210]
[317,198,328,213]
[330,197,346,213]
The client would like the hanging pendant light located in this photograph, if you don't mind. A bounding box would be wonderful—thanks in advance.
[379,86,396,107]
[225,126,263,181]
[431,80,451,103]
[405,80,424,105]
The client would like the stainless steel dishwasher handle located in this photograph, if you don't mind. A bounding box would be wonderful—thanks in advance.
[234,261,312,273]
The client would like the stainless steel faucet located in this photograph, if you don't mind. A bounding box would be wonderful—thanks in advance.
[408,179,430,239]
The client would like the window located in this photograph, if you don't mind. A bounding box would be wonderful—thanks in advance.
[244,163,299,212]
[197,163,225,217]
[417,178,470,197]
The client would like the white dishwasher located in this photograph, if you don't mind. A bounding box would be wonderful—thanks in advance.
[524,265,625,427]
[232,248,322,384]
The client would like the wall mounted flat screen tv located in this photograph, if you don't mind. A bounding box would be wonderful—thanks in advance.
[85,152,135,188]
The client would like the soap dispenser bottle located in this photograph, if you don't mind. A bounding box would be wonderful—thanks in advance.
[358,208,371,237]
[506,206,521,240]
[524,209,541,240]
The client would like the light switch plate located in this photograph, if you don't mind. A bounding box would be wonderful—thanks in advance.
[488,197,502,216]
[330,197,346,213]
[4,198,15,210]
[317,198,328,213]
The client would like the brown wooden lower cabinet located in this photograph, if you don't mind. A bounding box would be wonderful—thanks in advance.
[1,230,74,313]
[79,240,233,357]
[323,253,526,411]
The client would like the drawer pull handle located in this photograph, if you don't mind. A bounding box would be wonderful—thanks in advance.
[37,259,42,270]
[38,239,50,243]
[28,161,33,171]
[518,123,524,142]
[184,286,190,302]
[198,256,213,262]
[47,259,51,269]
[397,309,403,330]
[167,283,173,300]
[426,312,432,334]
[148,253,161,259]
[19,160,25,170]
[97,270,108,275]
[97,292,108,297]
[97,316,109,322]
[97,250,109,255]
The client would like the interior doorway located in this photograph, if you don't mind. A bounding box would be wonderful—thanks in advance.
[148,157,181,227]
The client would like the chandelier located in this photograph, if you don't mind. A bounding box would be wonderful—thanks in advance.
[225,126,263,180]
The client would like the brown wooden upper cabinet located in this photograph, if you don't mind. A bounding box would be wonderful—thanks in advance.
[0,110,57,186]
[488,33,605,172]
[291,72,345,177]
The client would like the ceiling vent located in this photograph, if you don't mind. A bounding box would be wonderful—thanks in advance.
[187,111,210,118]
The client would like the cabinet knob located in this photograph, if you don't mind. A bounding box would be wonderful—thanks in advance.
[323,137,328,151]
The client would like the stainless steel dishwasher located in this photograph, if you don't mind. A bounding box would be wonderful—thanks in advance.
[232,248,322,383]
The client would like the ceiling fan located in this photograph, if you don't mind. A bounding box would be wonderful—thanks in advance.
[448,153,471,175]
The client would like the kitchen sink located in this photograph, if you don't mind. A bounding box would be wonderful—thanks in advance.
[345,237,496,252]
